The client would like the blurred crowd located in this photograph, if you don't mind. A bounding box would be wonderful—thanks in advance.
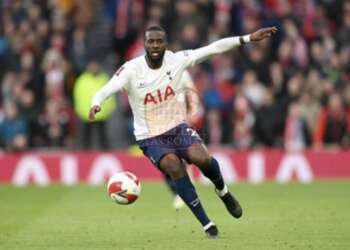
[0,0,349,152]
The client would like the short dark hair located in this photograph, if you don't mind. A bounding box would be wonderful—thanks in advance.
[145,25,166,34]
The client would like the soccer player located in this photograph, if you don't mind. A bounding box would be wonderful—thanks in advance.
[89,26,277,238]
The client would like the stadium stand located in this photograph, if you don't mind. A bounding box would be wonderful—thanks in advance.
[0,0,349,151]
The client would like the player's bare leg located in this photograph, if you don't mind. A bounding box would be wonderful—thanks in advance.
[186,144,243,219]
[159,153,218,238]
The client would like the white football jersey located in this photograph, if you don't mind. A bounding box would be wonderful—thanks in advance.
[92,37,242,140]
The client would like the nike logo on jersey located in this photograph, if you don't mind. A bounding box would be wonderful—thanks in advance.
[137,82,148,88]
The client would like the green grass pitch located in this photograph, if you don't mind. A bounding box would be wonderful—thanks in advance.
[0,181,349,250]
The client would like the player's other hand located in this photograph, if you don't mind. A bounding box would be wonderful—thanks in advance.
[250,27,278,42]
[88,105,101,122]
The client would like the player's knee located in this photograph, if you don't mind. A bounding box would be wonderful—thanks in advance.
[196,155,212,168]
[167,163,185,180]
[160,154,186,180]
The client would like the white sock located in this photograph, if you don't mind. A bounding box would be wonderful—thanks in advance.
[203,221,215,231]
[216,185,228,197]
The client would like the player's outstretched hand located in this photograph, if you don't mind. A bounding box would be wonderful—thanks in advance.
[250,27,278,42]
[88,105,101,122]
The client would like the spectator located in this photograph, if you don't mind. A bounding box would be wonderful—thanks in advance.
[232,95,254,149]
[204,109,222,146]
[73,61,116,149]
[314,93,350,149]
[253,91,282,147]
[299,92,321,139]
[17,89,38,147]
[284,101,311,152]
[241,45,270,84]
[69,28,88,75]
[0,102,28,151]
[37,98,70,148]
[277,38,298,78]
[337,0,350,48]
[269,62,285,97]
[283,19,308,69]
[172,0,208,43]
[278,72,304,125]
[41,48,68,99]
[241,70,266,108]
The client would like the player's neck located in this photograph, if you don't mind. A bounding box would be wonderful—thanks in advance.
[145,55,164,69]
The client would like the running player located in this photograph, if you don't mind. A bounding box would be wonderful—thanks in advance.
[89,25,277,238]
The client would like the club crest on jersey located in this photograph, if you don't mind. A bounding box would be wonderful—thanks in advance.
[166,71,173,80]
[144,85,175,105]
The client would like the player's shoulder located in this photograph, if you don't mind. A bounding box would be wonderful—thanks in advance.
[121,55,145,74]
[164,50,175,57]
[165,50,192,64]
[173,49,193,61]
[125,56,142,68]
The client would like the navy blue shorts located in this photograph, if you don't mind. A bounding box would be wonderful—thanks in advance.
[137,123,203,168]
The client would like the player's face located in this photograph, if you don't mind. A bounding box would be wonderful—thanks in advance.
[144,31,167,61]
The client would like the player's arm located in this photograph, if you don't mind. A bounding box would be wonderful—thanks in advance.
[184,27,277,66]
[89,64,130,121]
